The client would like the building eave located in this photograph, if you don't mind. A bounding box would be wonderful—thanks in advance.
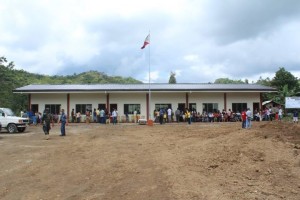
[13,83,277,94]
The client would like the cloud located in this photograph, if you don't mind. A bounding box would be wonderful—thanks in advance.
[1,0,300,83]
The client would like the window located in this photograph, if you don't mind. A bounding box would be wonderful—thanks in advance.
[189,103,196,111]
[232,103,247,113]
[76,104,92,114]
[155,104,171,111]
[45,104,61,115]
[124,104,140,114]
[110,104,117,112]
[98,104,106,110]
[178,103,185,112]
[202,103,218,113]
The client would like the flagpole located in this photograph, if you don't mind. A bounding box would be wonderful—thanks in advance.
[141,32,151,121]
[148,31,151,121]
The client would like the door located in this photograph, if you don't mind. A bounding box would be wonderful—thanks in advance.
[253,102,259,112]
[178,103,185,112]
[110,104,117,113]
[31,104,38,113]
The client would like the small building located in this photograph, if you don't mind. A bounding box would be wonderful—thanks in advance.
[14,83,276,122]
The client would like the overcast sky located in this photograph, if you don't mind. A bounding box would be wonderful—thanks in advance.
[1,0,300,83]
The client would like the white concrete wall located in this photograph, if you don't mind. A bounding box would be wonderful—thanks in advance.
[31,93,68,113]
[69,93,106,112]
[30,91,261,121]
[226,92,260,111]
[151,92,186,111]
[109,93,147,118]
[189,93,224,112]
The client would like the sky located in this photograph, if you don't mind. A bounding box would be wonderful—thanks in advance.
[1,0,300,83]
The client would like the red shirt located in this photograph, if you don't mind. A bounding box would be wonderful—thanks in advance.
[241,111,247,121]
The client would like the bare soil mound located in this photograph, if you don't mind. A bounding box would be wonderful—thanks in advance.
[0,121,299,200]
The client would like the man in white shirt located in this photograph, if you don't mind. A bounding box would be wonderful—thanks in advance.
[268,107,273,121]
[112,109,118,125]
[246,108,252,128]
[167,107,172,123]
[134,110,137,123]
[278,107,283,121]
[100,109,105,124]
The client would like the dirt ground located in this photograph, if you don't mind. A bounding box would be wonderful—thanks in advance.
[0,121,300,200]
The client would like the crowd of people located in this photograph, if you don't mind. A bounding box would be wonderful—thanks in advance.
[152,105,299,127]
[153,108,242,124]
[20,105,298,139]
[70,108,119,125]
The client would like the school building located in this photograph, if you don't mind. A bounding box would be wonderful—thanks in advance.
[14,83,276,122]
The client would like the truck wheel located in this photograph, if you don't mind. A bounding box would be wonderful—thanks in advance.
[17,127,26,133]
[7,124,17,133]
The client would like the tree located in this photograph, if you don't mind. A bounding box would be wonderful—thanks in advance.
[169,71,176,84]
[214,78,244,84]
[271,67,299,92]
[267,67,300,105]
[255,76,273,101]
[273,84,295,104]
[256,76,271,86]
[0,56,7,64]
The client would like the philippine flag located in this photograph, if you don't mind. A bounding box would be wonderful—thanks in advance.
[141,34,150,49]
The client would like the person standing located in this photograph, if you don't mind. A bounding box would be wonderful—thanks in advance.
[159,109,164,125]
[268,106,273,121]
[155,110,160,123]
[246,108,252,128]
[134,109,137,123]
[167,107,172,123]
[112,108,118,125]
[76,112,81,123]
[41,108,53,140]
[125,112,129,123]
[85,109,90,124]
[96,108,100,123]
[227,109,232,122]
[32,111,37,125]
[241,109,247,128]
[278,107,283,121]
[163,109,167,123]
[293,110,299,123]
[185,109,191,125]
[175,108,180,123]
[71,108,75,123]
[100,108,105,124]
[60,109,67,136]
[93,108,97,123]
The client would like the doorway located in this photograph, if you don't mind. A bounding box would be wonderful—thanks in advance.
[110,104,117,113]
[178,103,185,112]
[31,104,38,113]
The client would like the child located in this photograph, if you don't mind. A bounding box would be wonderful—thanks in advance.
[241,109,247,128]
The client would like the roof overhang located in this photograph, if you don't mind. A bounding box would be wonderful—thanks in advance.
[13,84,277,94]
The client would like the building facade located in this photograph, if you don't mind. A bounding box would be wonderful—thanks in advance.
[14,83,276,122]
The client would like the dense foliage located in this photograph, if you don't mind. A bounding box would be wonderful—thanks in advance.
[0,57,141,113]
[214,78,247,84]
[214,68,300,105]
[168,71,177,84]
[262,67,300,105]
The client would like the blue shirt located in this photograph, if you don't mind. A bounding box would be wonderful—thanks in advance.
[61,112,67,123]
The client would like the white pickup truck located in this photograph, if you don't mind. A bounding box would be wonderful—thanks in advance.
[0,108,29,133]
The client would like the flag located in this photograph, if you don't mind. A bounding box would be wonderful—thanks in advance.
[141,34,150,49]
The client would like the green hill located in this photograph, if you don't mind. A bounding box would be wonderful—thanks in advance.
[0,57,142,113]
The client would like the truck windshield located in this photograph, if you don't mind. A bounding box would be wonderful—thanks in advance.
[2,108,15,116]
